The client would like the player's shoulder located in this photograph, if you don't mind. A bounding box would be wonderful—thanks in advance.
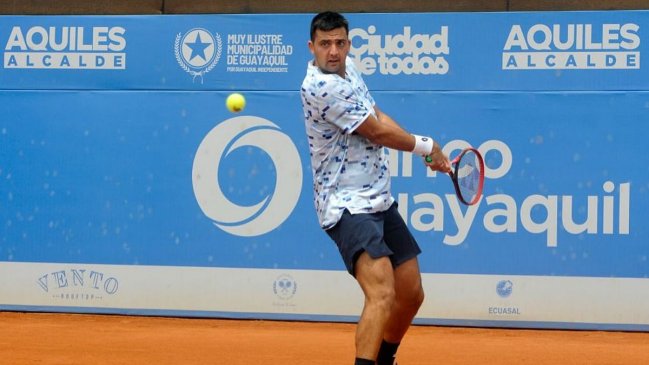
[345,57,358,72]
[302,61,348,94]
[345,57,363,80]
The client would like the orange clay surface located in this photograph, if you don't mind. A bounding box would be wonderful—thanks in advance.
[1,311,648,365]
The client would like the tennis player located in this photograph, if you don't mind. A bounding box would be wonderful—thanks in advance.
[300,11,451,365]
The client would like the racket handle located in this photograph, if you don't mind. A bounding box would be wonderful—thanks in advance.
[425,155,432,163]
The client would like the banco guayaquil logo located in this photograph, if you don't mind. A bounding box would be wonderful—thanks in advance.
[192,116,302,237]
[273,274,297,300]
[175,28,222,83]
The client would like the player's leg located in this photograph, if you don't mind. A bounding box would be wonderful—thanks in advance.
[383,257,424,342]
[326,209,397,363]
[377,203,425,364]
[374,258,424,365]
[354,252,396,361]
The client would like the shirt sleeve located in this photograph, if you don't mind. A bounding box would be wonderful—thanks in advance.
[348,58,376,109]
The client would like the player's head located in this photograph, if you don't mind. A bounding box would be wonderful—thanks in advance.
[310,11,349,41]
[308,11,350,77]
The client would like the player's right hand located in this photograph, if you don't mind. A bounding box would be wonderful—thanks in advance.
[424,142,451,173]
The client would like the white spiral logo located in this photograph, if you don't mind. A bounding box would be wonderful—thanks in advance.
[192,116,303,237]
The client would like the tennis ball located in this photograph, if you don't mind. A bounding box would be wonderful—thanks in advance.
[226,93,246,113]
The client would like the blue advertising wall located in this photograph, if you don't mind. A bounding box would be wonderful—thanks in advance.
[1,11,648,330]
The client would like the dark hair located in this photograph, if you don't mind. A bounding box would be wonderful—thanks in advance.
[310,11,349,41]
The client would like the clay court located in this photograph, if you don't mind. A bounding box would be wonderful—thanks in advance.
[1,311,648,365]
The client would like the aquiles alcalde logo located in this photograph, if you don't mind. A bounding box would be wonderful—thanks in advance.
[4,25,127,69]
[503,22,640,70]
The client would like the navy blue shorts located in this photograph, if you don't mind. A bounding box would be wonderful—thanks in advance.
[325,203,422,276]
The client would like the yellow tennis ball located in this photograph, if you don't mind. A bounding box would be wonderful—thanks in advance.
[226,93,246,113]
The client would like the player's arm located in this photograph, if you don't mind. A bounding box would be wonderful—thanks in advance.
[373,105,402,130]
[354,107,450,172]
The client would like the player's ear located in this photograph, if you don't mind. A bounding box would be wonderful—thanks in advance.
[308,40,315,54]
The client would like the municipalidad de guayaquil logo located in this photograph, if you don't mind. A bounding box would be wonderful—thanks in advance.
[175,28,222,83]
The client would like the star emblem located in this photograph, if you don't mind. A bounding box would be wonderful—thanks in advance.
[185,31,212,62]
[175,28,222,83]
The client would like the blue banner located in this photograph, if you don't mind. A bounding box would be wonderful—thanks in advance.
[1,89,647,278]
[1,11,648,328]
[1,11,647,91]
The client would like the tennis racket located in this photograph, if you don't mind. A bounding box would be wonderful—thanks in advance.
[426,147,484,205]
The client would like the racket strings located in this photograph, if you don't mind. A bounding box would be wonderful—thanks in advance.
[456,153,481,201]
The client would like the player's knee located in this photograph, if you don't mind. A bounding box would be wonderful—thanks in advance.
[401,285,424,311]
[414,286,425,308]
[370,286,396,312]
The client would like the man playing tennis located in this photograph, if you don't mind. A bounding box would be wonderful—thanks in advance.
[300,11,451,365]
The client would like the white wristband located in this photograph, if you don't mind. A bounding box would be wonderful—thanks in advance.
[411,134,434,156]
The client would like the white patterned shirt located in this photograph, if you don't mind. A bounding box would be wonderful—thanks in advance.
[300,57,394,230]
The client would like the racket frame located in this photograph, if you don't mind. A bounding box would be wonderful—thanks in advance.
[449,147,485,205]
